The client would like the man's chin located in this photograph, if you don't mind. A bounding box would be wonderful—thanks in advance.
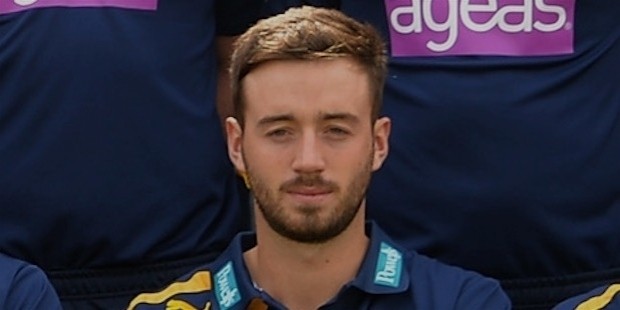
[274,221,344,244]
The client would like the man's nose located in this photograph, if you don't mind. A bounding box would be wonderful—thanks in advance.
[291,132,326,174]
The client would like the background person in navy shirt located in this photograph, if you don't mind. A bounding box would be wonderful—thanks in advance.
[0,253,62,310]
[0,0,261,308]
[128,7,510,309]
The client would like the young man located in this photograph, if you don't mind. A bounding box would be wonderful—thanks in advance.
[128,7,510,309]
[0,253,62,309]
[261,2,620,309]
[0,0,260,308]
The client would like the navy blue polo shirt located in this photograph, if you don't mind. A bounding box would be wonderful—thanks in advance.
[0,253,62,309]
[0,0,260,287]
[1,1,263,306]
[128,222,510,309]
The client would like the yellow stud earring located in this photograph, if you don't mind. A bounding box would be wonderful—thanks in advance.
[238,170,251,189]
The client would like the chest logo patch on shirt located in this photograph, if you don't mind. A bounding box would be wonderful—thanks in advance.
[374,242,403,288]
[1,0,157,14]
[215,262,242,310]
[384,0,575,56]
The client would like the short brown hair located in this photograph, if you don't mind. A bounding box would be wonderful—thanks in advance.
[230,6,387,125]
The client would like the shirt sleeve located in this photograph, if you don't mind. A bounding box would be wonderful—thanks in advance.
[552,284,620,310]
[4,264,63,310]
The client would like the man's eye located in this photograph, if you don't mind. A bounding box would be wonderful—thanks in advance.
[326,127,350,136]
[267,129,291,138]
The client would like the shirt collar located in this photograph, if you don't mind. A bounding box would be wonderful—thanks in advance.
[209,232,270,310]
[209,222,410,310]
[348,221,411,294]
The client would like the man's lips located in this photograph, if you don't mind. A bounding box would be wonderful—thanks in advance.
[285,187,332,196]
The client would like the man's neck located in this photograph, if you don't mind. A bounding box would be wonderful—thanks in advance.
[243,213,369,310]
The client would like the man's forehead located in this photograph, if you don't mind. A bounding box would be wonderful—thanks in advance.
[240,58,374,125]
[241,58,369,92]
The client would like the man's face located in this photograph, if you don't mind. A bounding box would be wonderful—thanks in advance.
[227,58,390,244]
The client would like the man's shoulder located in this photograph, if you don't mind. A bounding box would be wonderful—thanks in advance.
[0,253,26,276]
[553,284,620,310]
[127,268,216,310]
[0,253,62,309]
[405,251,511,309]
[127,234,251,310]
[366,223,511,309]
[0,254,46,290]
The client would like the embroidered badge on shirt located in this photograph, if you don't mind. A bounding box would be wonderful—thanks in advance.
[215,262,242,310]
[374,242,403,288]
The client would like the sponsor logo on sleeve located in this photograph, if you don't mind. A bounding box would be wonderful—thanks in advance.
[215,262,242,310]
[374,242,403,288]
[1,0,157,14]
[385,0,575,56]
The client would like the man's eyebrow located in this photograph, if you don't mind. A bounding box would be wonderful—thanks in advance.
[256,112,360,126]
[257,114,294,126]
[320,112,360,123]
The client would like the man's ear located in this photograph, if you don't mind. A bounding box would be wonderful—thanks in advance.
[226,117,246,173]
[372,117,391,171]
